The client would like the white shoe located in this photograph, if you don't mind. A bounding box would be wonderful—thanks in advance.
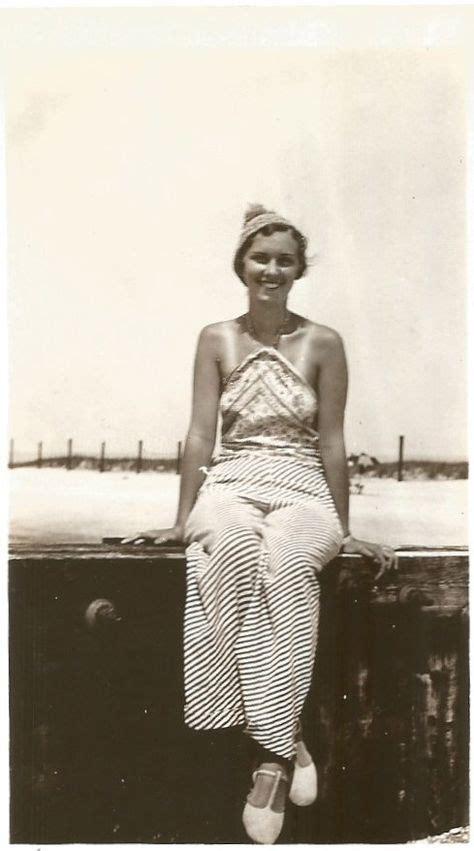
[242,765,289,844]
[289,739,318,806]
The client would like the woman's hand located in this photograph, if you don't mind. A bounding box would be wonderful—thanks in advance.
[120,525,184,546]
[341,536,398,580]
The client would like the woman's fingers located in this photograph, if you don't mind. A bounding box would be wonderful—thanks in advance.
[360,545,376,560]
[343,537,398,582]
[120,531,160,545]
[151,534,172,545]
[378,546,398,573]
[120,535,149,545]
[384,547,398,571]
[372,545,398,580]
[370,546,389,580]
[351,541,397,580]
[120,528,181,546]
[374,559,389,581]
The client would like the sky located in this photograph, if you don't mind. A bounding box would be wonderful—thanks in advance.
[2,6,471,462]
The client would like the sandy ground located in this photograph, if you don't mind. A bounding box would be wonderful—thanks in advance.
[9,467,468,547]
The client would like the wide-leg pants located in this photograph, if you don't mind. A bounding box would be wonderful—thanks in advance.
[183,477,342,759]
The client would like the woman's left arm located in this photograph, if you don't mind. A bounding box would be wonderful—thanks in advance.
[317,330,397,578]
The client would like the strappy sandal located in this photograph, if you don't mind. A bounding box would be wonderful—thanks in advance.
[242,764,289,844]
[289,736,318,807]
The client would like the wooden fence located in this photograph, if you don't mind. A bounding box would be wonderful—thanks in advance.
[9,544,468,844]
[8,439,183,474]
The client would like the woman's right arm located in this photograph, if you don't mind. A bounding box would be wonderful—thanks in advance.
[122,326,221,545]
[173,326,221,534]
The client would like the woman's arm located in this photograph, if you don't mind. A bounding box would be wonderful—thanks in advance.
[122,325,221,544]
[173,326,221,533]
[316,330,397,576]
[316,330,350,535]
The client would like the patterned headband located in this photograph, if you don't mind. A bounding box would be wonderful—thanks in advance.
[234,205,297,264]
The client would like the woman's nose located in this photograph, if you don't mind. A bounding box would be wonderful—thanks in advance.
[263,258,278,276]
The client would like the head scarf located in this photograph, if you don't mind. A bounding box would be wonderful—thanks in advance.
[233,204,305,280]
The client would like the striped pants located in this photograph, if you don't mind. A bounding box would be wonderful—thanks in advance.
[183,476,342,759]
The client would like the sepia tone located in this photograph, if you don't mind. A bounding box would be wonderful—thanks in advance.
[3,5,470,846]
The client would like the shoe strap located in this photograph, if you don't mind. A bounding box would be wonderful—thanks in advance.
[251,768,289,811]
[252,768,289,783]
[252,768,290,783]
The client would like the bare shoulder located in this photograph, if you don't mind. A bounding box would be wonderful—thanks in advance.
[299,317,345,355]
[198,320,237,341]
[196,320,237,357]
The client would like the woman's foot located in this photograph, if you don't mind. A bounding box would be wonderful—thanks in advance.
[289,734,318,807]
[242,762,289,844]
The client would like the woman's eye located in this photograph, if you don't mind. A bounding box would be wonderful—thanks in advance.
[250,254,295,266]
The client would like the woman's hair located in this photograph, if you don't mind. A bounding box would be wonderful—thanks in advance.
[233,205,308,284]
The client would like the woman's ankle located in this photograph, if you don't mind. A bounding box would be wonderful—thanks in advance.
[248,763,289,811]
[255,746,291,773]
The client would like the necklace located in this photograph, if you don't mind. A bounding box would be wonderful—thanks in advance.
[244,311,293,349]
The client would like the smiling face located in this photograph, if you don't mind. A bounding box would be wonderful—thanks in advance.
[241,229,300,307]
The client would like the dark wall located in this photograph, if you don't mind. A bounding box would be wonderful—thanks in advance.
[9,546,469,843]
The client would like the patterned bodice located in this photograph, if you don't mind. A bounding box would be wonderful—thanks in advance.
[220,347,319,455]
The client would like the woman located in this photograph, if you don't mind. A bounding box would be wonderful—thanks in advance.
[124,204,397,843]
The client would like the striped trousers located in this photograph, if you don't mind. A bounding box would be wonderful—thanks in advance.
[183,459,342,759]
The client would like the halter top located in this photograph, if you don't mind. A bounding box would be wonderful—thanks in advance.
[220,348,319,456]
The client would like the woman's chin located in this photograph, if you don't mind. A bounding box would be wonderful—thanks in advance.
[257,289,282,301]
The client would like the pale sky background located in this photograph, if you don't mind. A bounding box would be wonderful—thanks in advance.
[2,6,471,462]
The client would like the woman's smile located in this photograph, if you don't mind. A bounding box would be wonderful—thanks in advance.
[261,282,282,290]
[241,230,300,301]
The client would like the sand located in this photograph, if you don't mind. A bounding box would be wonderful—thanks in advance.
[9,467,468,547]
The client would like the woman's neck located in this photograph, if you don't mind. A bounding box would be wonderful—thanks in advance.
[245,302,293,348]
[247,302,290,333]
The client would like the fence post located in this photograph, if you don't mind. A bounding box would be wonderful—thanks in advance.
[67,438,73,471]
[398,435,405,482]
[176,441,182,475]
[37,442,43,469]
[137,440,143,474]
[9,439,14,468]
[100,441,106,474]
